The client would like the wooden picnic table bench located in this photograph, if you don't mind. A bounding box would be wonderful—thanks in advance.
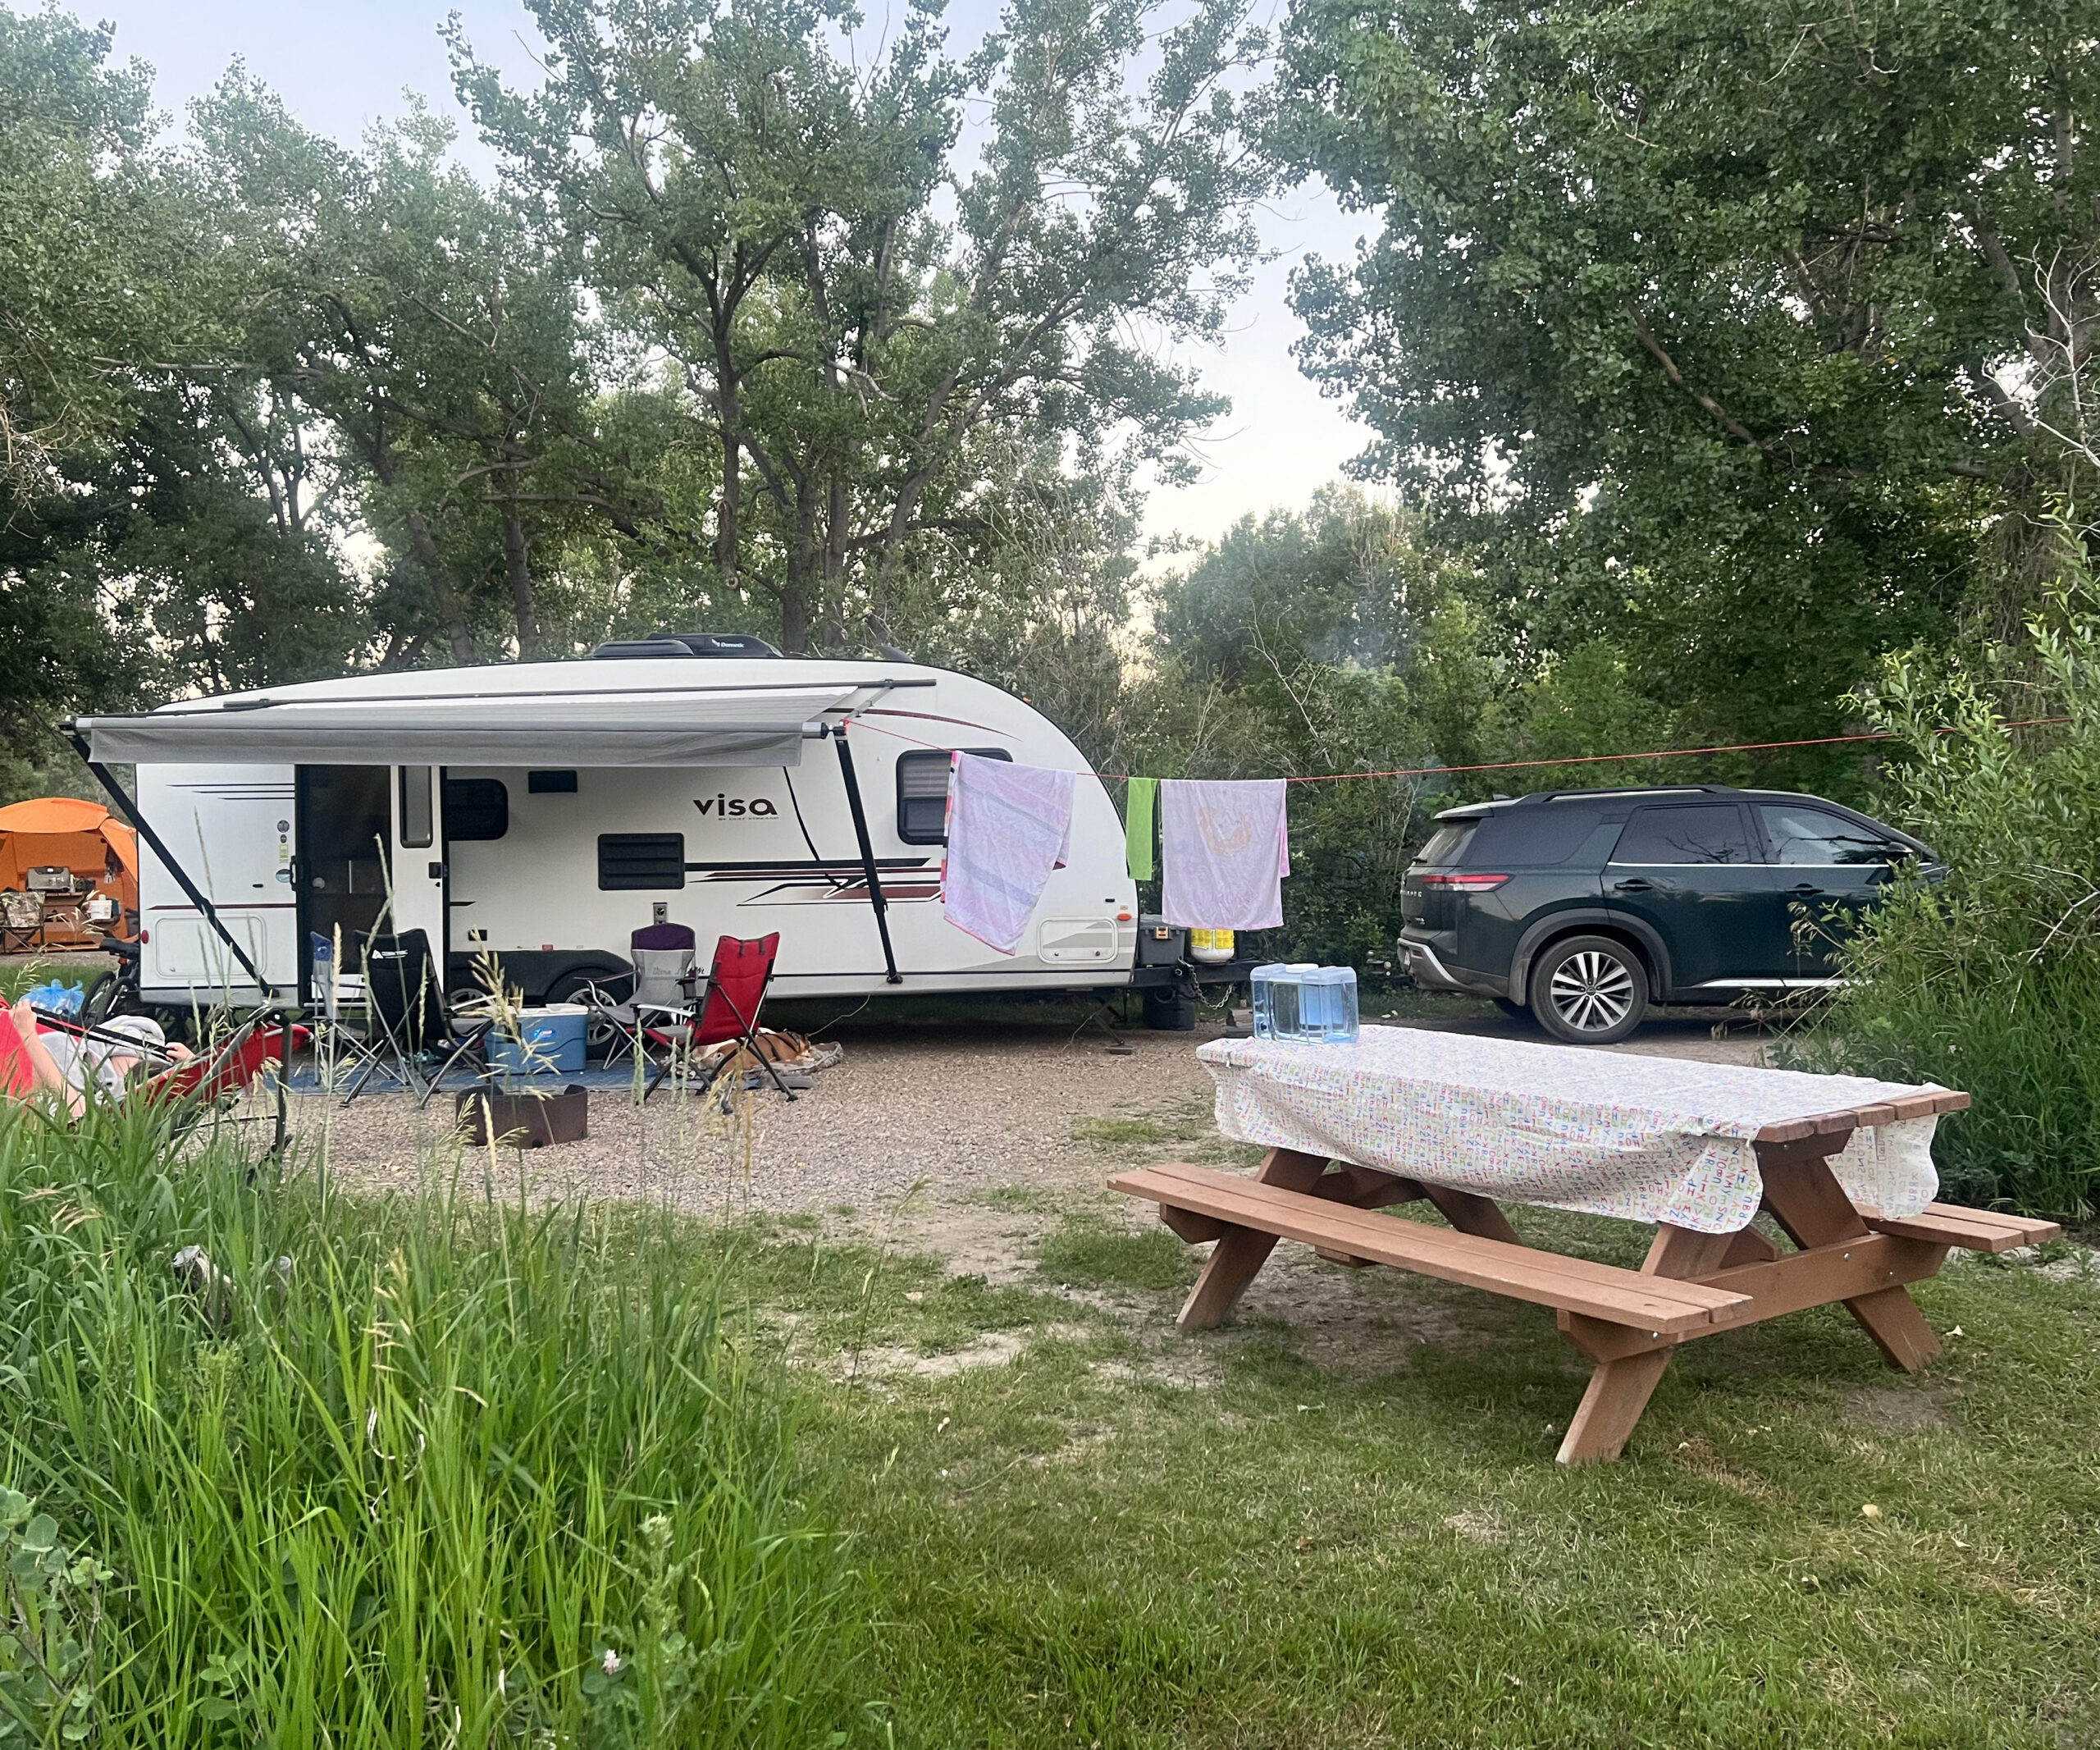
[1110,1030,2060,1464]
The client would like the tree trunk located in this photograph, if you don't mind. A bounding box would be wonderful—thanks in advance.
[354,419,472,665]
[405,509,476,666]
[715,359,742,588]
[501,505,540,660]
[778,587,811,656]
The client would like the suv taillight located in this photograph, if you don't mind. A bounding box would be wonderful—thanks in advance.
[1415,873,1510,892]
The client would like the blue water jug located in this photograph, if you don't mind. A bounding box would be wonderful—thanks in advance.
[1300,966,1360,1044]
[1250,964,1290,1039]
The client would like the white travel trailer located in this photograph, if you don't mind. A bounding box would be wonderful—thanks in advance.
[70,641,1149,1011]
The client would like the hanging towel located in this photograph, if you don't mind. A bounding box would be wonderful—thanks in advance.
[943,753,1075,955]
[1124,777,1157,881]
[1159,779,1290,930]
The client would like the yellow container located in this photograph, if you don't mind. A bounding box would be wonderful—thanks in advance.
[1188,927,1235,966]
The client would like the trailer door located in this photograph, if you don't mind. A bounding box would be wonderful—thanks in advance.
[390,765,449,984]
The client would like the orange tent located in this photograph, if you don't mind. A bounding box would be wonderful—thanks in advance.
[0,797,139,939]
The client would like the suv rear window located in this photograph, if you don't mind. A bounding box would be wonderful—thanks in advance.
[1468,806,1602,867]
[1413,820,1477,867]
[1614,803,1755,866]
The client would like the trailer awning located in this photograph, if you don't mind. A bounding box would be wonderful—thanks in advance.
[71,683,864,767]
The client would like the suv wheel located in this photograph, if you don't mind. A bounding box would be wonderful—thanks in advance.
[1528,935,1649,1044]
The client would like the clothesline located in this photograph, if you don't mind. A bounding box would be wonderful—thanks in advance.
[847,711,2071,785]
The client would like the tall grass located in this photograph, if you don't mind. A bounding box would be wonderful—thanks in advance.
[1787,580,2100,1218]
[0,1100,866,1746]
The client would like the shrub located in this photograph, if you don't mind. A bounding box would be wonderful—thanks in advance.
[0,1101,866,1745]
[1788,590,2100,1218]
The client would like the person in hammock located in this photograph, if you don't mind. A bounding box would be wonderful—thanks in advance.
[10,998,191,1118]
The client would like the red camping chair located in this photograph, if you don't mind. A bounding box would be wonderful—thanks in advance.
[0,1005,38,1099]
[139,1014,310,1127]
[641,933,793,1103]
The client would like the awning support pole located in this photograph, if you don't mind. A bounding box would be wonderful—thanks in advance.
[833,728,902,985]
[68,733,276,1000]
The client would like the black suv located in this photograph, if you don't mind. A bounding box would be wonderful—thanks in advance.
[1398,785,1938,1044]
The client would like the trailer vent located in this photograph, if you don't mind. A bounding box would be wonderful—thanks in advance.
[597,833,686,889]
[587,633,783,660]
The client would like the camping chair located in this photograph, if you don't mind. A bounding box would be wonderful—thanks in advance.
[582,923,696,1067]
[641,933,793,1103]
[340,930,492,1109]
[308,930,383,1094]
[139,1012,311,1139]
[0,890,42,954]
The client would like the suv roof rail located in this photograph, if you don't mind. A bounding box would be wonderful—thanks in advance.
[1533,784,1739,802]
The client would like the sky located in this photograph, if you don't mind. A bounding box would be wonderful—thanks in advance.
[104,0,1376,550]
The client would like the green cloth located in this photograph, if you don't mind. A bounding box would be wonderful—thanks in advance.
[1124,776,1157,880]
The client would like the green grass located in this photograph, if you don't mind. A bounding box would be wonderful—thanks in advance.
[697,1210,2100,1748]
[966,1185,1064,1214]
[13,1087,2100,1746]
[0,1104,868,1746]
[1033,1218,1200,1295]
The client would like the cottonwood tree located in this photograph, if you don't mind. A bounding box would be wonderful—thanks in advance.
[1275,0,2100,751]
[0,13,354,741]
[451,0,1269,652]
[193,84,632,665]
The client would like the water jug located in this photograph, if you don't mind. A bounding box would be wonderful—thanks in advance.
[1300,966,1360,1044]
[1250,963,1283,1039]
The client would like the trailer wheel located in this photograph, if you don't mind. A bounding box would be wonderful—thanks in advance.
[544,969,624,1008]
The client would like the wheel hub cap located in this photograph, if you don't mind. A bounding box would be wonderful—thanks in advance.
[1549,952,1633,1033]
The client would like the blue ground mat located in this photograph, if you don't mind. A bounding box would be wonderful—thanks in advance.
[285,1063,659,1095]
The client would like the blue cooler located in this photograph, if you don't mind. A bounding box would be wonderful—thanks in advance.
[489,1004,590,1077]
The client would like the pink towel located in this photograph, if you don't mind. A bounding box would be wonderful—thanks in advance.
[1160,779,1290,930]
[942,753,1075,955]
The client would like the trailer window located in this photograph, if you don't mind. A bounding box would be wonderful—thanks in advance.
[528,770,578,794]
[598,833,685,889]
[895,747,1012,845]
[443,778,509,841]
[399,766,434,848]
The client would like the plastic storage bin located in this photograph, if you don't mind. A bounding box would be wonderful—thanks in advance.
[488,1003,590,1077]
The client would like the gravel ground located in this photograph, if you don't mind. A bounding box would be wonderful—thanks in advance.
[288,1004,1777,1245]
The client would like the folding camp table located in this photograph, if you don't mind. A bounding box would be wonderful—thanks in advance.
[1111,1028,2060,1464]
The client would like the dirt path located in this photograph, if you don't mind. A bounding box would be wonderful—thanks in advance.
[294,1006,1776,1276]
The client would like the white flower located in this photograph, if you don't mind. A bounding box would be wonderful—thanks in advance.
[601,1648,621,1677]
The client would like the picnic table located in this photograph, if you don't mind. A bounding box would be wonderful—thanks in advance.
[1110,1027,2060,1464]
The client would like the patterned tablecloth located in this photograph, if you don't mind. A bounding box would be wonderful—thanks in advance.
[1198,1026,1951,1234]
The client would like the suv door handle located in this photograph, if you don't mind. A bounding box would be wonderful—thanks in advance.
[1789,882,1822,895]
[1611,878,1652,893]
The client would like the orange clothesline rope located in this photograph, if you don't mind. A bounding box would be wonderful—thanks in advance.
[847,710,2071,785]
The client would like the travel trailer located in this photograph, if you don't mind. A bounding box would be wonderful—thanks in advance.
[69,640,1146,1011]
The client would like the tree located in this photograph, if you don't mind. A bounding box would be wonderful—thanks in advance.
[193,83,621,665]
[1274,0,2100,748]
[0,11,358,754]
[0,9,169,492]
[451,0,1270,652]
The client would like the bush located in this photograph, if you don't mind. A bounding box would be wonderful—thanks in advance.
[1787,592,2100,1218]
[0,1101,866,1745]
